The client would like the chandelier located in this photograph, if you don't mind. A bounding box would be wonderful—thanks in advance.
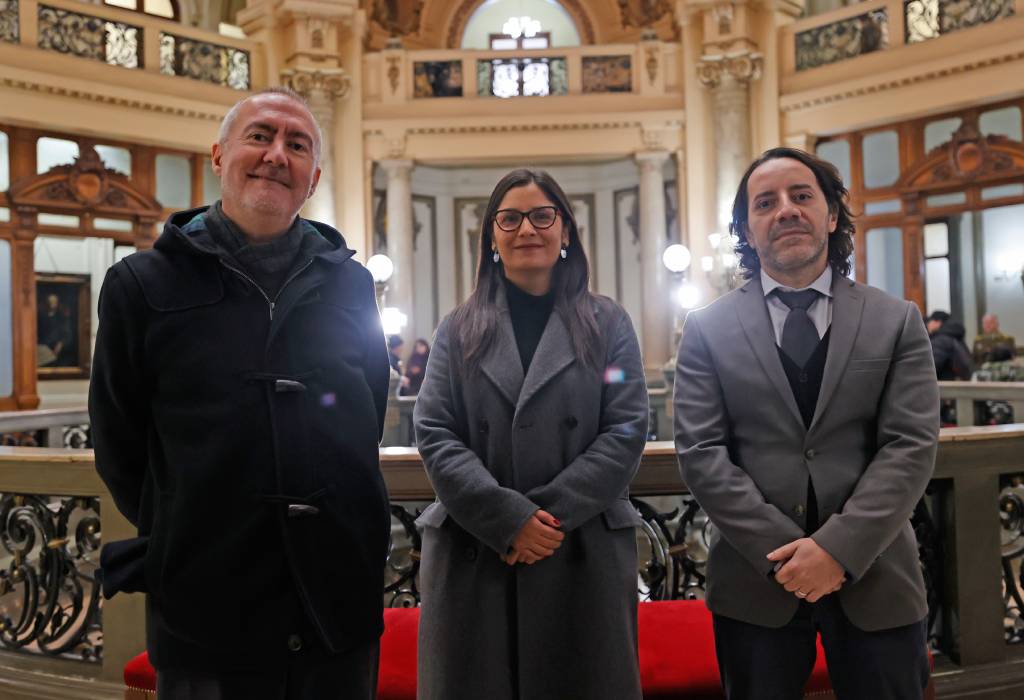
[502,16,542,39]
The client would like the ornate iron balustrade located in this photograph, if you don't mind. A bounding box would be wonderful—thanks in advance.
[795,8,889,71]
[0,0,18,44]
[0,493,102,661]
[905,0,1016,44]
[160,32,250,90]
[37,4,141,69]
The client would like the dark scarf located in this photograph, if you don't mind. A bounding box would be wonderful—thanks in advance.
[204,201,317,299]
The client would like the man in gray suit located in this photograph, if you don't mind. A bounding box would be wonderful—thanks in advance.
[674,147,939,699]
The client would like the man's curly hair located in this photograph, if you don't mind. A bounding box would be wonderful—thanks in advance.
[730,147,855,279]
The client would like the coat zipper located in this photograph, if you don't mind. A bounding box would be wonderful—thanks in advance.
[219,258,316,321]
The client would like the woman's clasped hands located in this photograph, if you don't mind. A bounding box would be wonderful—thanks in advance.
[503,509,564,565]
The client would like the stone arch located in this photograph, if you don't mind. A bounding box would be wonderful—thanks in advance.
[443,0,597,49]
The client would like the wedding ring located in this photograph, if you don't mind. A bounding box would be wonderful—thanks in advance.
[795,589,808,598]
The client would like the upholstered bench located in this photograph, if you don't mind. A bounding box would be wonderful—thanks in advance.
[125,600,929,699]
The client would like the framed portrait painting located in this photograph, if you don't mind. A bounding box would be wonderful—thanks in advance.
[36,273,91,379]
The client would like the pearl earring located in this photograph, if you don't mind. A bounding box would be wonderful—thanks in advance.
[560,248,567,260]
[493,250,500,263]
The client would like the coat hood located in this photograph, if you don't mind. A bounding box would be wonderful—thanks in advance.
[154,205,356,265]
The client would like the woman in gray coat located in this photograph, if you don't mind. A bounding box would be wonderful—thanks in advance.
[413,169,649,700]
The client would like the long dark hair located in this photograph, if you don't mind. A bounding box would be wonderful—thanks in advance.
[730,147,855,279]
[449,168,603,372]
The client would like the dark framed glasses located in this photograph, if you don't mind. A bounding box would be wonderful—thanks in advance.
[493,206,559,232]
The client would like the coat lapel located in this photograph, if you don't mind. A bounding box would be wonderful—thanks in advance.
[516,304,576,414]
[734,277,804,428]
[810,275,864,432]
[480,287,525,408]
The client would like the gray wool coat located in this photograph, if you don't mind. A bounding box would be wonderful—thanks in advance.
[412,289,649,700]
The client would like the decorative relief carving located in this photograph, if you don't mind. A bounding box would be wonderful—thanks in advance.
[618,0,672,29]
[281,67,351,100]
[386,55,401,94]
[795,8,888,72]
[714,3,734,36]
[0,0,19,44]
[645,45,658,85]
[582,56,633,94]
[369,0,424,37]
[413,61,462,98]
[928,122,1016,182]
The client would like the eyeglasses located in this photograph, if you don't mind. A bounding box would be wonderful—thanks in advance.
[493,206,559,232]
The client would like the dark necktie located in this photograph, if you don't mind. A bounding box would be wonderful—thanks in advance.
[776,289,821,368]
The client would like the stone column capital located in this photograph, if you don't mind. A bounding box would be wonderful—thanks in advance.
[635,150,671,172]
[697,42,763,89]
[281,67,351,100]
[379,159,414,179]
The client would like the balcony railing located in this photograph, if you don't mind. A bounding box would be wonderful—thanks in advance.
[366,41,679,105]
[784,0,1021,75]
[1,427,1023,692]
[1,0,257,90]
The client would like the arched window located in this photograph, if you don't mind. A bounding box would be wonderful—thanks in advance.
[103,0,179,21]
[461,0,580,50]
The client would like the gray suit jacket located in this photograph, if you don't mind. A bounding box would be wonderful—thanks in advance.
[673,272,939,631]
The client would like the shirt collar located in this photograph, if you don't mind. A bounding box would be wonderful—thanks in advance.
[761,265,833,299]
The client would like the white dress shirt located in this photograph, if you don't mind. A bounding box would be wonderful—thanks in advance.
[760,266,833,347]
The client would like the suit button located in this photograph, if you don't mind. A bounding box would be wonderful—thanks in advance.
[804,449,816,460]
[794,504,806,516]
[799,373,808,384]
[479,419,489,434]
[465,546,478,562]
[565,416,578,429]
[287,634,303,652]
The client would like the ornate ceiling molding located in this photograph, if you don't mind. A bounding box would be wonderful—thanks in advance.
[0,76,225,121]
[367,117,684,137]
[780,49,1024,114]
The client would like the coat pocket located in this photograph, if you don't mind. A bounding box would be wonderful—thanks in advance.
[848,358,890,373]
[416,501,448,529]
[601,499,643,530]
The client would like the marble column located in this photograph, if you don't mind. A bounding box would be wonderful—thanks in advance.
[636,150,671,369]
[282,67,351,229]
[380,159,415,331]
[697,51,762,235]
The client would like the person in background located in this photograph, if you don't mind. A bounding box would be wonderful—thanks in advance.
[972,313,1016,365]
[927,310,973,380]
[413,168,648,700]
[388,334,404,375]
[399,338,430,396]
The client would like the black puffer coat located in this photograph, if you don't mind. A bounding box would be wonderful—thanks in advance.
[90,207,391,671]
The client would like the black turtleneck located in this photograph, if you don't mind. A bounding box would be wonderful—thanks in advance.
[504,278,555,374]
